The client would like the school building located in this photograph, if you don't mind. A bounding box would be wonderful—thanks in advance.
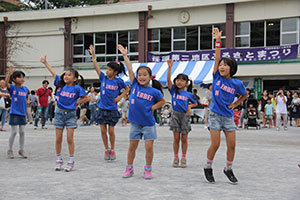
[0,0,299,98]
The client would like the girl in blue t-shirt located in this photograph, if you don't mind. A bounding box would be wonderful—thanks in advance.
[5,66,29,159]
[203,28,248,184]
[167,59,198,168]
[89,45,130,161]
[41,56,89,172]
[119,44,166,179]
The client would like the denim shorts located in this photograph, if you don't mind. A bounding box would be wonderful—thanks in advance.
[129,122,157,141]
[9,114,26,126]
[208,111,236,131]
[54,108,77,129]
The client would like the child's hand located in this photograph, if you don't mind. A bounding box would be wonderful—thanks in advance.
[8,65,15,74]
[212,27,222,41]
[89,45,95,56]
[113,96,122,103]
[186,105,191,116]
[118,44,128,56]
[228,102,237,110]
[167,59,173,68]
[40,56,47,64]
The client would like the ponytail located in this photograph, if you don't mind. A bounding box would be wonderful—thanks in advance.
[152,79,163,95]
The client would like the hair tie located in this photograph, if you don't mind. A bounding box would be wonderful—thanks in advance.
[152,75,156,80]
[115,59,120,65]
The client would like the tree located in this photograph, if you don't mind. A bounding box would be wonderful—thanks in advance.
[23,0,119,10]
[0,0,26,12]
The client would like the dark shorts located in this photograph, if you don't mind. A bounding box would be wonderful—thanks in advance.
[169,110,191,134]
[54,109,77,129]
[9,114,26,126]
[95,108,121,126]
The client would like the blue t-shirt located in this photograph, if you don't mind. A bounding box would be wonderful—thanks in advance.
[9,84,29,116]
[54,75,87,110]
[169,85,197,113]
[128,78,164,126]
[265,104,273,115]
[210,71,246,117]
[97,72,126,110]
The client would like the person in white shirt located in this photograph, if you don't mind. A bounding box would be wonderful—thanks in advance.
[275,88,288,131]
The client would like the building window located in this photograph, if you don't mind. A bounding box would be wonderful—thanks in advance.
[281,18,299,45]
[200,25,212,50]
[266,20,280,46]
[186,26,198,51]
[173,27,185,51]
[250,21,265,47]
[235,22,250,47]
[160,28,171,52]
[72,30,139,63]
[148,29,159,52]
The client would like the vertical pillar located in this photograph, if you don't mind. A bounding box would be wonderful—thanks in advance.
[0,17,7,77]
[138,12,147,63]
[64,18,72,68]
[225,4,234,48]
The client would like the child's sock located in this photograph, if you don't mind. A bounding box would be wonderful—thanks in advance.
[174,154,179,158]
[182,154,186,158]
[68,155,74,163]
[205,158,213,168]
[56,154,62,161]
[226,160,233,170]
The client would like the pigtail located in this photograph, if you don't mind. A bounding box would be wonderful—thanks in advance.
[78,75,85,88]
[173,77,180,95]
[107,61,127,76]
[152,79,164,95]
[187,79,193,93]
[55,72,66,95]
[119,62,127,76]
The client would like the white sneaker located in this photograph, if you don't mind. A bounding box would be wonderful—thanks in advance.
[64,162,74,172]
[34,126,38,130]
[276,127,280,131]
[42,126,47,129]
[55,160,64,171]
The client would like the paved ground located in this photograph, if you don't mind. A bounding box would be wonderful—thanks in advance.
[0,122,299,200]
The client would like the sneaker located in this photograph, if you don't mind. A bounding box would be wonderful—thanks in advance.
[104,150,110,160]
[18,150,28,159]
[64,162,74,172]
[276,127,280,131]
[122,165,134,178]
[7,150,14,159]
[173,158,179,168]
[298,163,300,168]
[34,126,38,130]
[262,125,267,128]
[110,150,116,160]
[55,159,64,171]
[223,168,238,184]
[42,126,47,129]
[181,158,187,168]
[204,168,215,183]
[284,126,288,131]
[144,166,152,179]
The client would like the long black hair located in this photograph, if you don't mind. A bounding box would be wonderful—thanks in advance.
[137,66,163,95]
[9,70,26,84]
[107,61,127,76]
[55,68,85,94]
[173,73,193,94]
[218,57,238,77]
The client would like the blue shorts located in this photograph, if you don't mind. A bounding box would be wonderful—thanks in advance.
[129,122,157,141]
[209,111,236,131]
[54,109,77,129]
[9,114,26,126]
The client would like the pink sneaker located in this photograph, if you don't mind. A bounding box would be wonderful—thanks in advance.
[144,166,152,180]
[122,165,134,178]
[104,150,110,160]
[110,150,116,160]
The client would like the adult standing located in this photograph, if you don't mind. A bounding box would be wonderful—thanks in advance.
[275,88,288,131]
[88,87,98,125]
[204,84,212,128]
[34,80,52,129]
[0,80,10,131]
[286,90,293,126]
[260,90,269,128]
[291,92,300,127]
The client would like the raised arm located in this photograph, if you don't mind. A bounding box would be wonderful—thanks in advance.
[40,56,56,79]
[212,27,222,75]
[5,65,14,89]
[89,45,101,77]
[118,44,134,84]
[167,59,173,90]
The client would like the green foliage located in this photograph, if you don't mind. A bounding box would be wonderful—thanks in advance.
[0,2,26,12]
[24,0,119,10]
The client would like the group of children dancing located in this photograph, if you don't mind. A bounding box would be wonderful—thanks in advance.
[6,28,252,183]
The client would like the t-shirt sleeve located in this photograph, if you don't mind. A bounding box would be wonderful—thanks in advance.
[236,80,246,96]
[99,72,105,82]
[9,84,15,95]
[169,85,175,95]
[25,87,29,98]
[118,78,126,90]
[132,78,138,87]
[153,89,164,102]
[213,70,220,79]
[77,86,87,97]
[54,75,60,86]
[189,93,197,104]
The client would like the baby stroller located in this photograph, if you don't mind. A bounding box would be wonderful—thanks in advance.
[244,98,261,130]
[160,102,172,126]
